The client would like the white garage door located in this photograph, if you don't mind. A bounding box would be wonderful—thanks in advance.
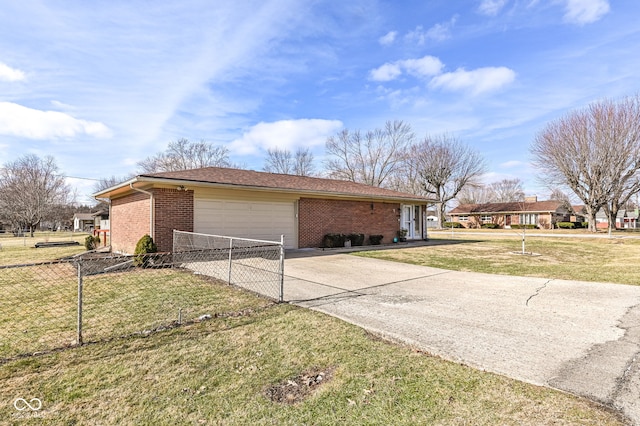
[194,199,297,249]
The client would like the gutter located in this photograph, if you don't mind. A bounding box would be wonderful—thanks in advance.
[131,176,432,204]
[129,182,154,239]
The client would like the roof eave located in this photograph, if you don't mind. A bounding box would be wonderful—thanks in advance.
[95,175,432,204]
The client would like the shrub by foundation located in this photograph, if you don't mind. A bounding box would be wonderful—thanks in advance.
[84,235,100,250]
[369,235,383,245]
[322,233,346,248]
[444,222,464,228]
[134,234,158,267]
[348,233,365,246]
[481,223,501,229]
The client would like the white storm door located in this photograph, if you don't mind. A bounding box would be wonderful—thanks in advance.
[402,205,414,238]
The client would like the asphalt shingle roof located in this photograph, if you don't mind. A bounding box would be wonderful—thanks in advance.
[449,201,564,214]
[141,167,428,201]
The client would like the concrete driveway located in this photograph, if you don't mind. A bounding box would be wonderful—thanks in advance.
[283,253,640,424]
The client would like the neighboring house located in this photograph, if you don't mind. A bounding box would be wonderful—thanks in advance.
[448,196,571,229]
[571,205,586,223]
[72,210,110,232]
[595,209,639,229]
[93,209,110,230]
[92,167,430,253]
[425,209,438,228]
[73,213,95,232]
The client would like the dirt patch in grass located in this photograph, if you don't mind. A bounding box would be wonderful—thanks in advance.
[265,366,336,404]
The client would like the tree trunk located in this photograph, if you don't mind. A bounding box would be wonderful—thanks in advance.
[605,204,619,232]
[437,202,446,228]
[587,211,598,232]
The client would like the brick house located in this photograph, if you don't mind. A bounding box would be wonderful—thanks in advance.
[93,167,430,253]
[448,196,571,229]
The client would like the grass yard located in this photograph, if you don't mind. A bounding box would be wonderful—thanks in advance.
[0,303,623,425]
[0,232,89,266]
[0,238,627,424]
[0,265,268,360]
[356,234,640,285]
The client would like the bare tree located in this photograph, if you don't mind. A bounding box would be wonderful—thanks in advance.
[0,154,71,236]
[456,184,496,205]
[548,187,575,212]
[93,175,135,194]
[531,96,640,232]
[325,120,414,187]
[293,147,315,177]
[409,135,487,227]
[263,147,315,176]
[264,148,293,174]
[490,178,525,202]
[138,138,231,173]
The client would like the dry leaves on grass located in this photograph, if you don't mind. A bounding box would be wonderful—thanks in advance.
[265,367,335,404]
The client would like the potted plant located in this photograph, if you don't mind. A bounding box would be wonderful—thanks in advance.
[397,228,408,242]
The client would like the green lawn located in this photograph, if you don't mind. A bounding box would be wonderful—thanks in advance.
[0,304,623,425]
[356,234,640,285]
[0,240,626,424]
[0,232,89,266]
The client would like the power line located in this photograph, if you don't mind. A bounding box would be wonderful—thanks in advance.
[0,168,102,182]
[64,175,102,182]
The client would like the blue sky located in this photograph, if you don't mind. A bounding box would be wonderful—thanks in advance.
[0,0,638,204]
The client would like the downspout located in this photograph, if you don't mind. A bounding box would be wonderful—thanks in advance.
[130,183,154,239]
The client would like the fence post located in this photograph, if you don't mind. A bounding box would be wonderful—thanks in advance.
[77,259,83,346]
[279,235,285,303]
[228,237,233,284]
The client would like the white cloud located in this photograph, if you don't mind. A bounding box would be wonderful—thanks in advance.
[401,56,444,78]
[405,17,457,45]
[424,22,452,42]
[378,31,397,46]
[0,102,111,139]
[228,119,343,155]
[478,0,509,16]
[0,62,25,82]
[369,62,403,82]
[429,67,516,95]
[563,0,610,25]
[500,160,525,168]
[404,26,427,45]
[51,100,75,110]
[369,55,443,82]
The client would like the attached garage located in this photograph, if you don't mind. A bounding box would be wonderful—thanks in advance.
[96,166,430,254]
[194,198,297,249]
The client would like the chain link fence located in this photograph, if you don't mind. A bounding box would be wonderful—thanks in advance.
[0,238,281,362]
[172,230,285,302]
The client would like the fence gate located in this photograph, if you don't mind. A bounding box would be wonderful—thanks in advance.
[173,230,285,302]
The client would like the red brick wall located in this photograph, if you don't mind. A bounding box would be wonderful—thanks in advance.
[298,198,400,248]
[153,188,194,252]
[110,188,194,254]
[111,192,151,254]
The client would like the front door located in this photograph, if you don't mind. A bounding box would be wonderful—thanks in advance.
[401,205,422,239]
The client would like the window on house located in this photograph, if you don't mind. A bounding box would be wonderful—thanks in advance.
[458,215,469,221]
[519,213,539,225]
[481,215,492,222]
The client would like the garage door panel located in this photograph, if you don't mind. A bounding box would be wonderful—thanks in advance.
[194,199,297,249]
